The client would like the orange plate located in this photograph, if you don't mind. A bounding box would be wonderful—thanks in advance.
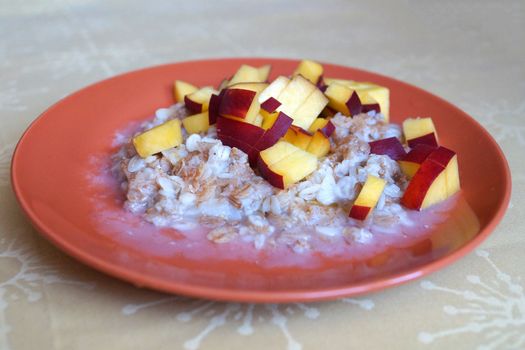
[11,58,511,303]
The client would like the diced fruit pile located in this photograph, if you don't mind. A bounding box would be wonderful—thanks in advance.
[132,60,461,221]
[360,117,461,218]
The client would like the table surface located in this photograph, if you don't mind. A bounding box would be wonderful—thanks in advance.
[1,1,524,349]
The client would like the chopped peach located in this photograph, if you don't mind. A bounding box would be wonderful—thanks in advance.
[184,86,217,113]
[357,83,390,120]
[216,116,265,159]
[257,65,272,81]
[306,131,330,158]
[403,117,439,148]
[324,83,353,115]
[258,140,298,166]
[269,150,317,188]
[207,92,223,125]
[228,82,269,94]
[261,111,279,130]
[218,88,258,121]
[401,146,459,210]
[322,79,390,120]
[132,119,182,158]
[260,97,281,113]
[251,112,293,163]
[308,118,335,137]
[258,141,317,189]
[218,83,268,125]
[217,113,292,166]
[283,126,312,150]
[228,65,262,86]
[293,59,324,84]
[291,88,328,130]
[173,80,198,103]
[349,175,387,220]
[276,75,317,117]
[258,76,290,104]
[322,77,354,86]
[368,137,406,161]
[426,147,460,197]
[398,144,436,178]
[182,111,210,134]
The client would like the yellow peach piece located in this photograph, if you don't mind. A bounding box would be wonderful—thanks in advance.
[182,111,210,134]
[292,88,328,130]
[173,80,198,103]
[269,149,318,187]
[293,59,324,84]
[276,75,317,116]
[132,119,182,158]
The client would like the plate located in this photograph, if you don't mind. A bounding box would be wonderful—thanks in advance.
[11,58,511,302]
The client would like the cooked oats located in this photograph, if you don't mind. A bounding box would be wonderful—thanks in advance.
[112,103,411,253]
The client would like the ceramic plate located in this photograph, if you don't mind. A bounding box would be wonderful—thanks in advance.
[11,58,511,302]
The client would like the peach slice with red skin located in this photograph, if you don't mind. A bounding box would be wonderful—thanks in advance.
[260,75,328,130]
[218,88,257,120]
[211,83,268,125]
[403,117,439,148]
[324,83,355,115]
[308,118,335,137]
[291,88,328,130]
[349,175,387,220]
[173,80,198,103]
[133,119,183,158]
[346,91,380,116]
[293,59,324,85]
[216,113,292,166]
[257,141,318,189]
[368,137,406,161]
[276,75,317,117]
[219,82,268,125]
[322,79,390,120]
[216,116,265,147]
[324,83,382,117]
[207,91,224,125]
[283,126,312,150]
[252,113,293,152]
[261,111,279,130]
[408,133,439,148]
[258,76,290,105]
[260,97,281,113]
[426,146,461,196]
[218,89,259,124]
[401,146,460,210]
[398,144,437,178]
[184,86,217,113]
[257,141,298,188]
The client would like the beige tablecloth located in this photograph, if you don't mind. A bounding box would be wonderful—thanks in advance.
[1,1,524,349]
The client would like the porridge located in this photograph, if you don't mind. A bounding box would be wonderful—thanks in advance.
[111,60,461,254]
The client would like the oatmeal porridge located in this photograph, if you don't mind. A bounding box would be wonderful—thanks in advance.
[110,60,462,255]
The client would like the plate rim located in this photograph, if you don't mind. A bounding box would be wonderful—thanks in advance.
[11,57,512,303]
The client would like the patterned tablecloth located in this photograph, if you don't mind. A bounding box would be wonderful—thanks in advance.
[1,1,524,349]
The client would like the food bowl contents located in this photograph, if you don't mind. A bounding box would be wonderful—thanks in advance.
[112,60,461,253]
